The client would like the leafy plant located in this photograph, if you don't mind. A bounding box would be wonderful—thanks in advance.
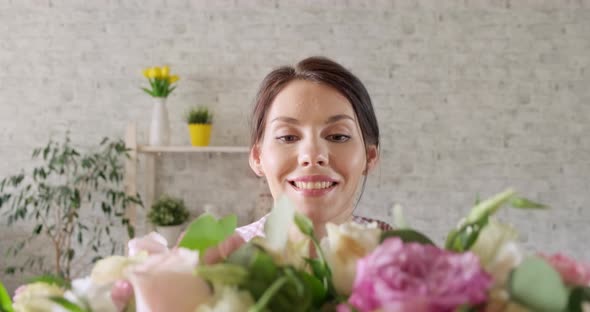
[141,65,179,98]
[147,195,189,226]
[0,135,142,280]
[185,106,213,125]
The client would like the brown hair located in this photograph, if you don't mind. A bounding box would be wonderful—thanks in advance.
[250,56,380,150]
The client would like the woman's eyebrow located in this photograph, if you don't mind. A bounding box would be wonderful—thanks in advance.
[325,114,355,124]
[270,116,299,124]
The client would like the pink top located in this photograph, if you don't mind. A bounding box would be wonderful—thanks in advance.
[235,214,393,242]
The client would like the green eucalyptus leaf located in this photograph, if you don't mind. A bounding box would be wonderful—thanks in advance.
[0,279,14,312]
[178,214,237,253]
[381,229,436,246]
[509,257,568,312]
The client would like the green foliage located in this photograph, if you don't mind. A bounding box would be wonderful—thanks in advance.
[380,229,436,246]
[0,134,142,280]
[178,213,236,254]
[223,243,326,312]
[446,189,546,252]
[509,257,569,312]
[185,106,213,124]
[568,286,590,312]
[147,195,189,226]
[0,279,14,312]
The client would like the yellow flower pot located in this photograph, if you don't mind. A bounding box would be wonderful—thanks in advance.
[188,124,212,146]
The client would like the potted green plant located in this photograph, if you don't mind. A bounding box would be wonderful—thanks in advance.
[147,195,190,245]
[185,106,213,146]
[0,135,142,280]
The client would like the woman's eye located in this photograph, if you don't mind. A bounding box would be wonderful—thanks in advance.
[327,134,351,142]
[276,135,299,143]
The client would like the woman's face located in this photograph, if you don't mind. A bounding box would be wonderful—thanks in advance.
[250,80,378,224]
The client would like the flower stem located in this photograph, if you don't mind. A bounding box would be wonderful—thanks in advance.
[248,275,288,312]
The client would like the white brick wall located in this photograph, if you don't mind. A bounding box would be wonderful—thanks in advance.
[1,0,589,293]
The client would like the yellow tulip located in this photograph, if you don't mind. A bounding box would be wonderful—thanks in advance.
[147,67,158,79]
[142,68,150,78]
[161,65,170,78]
[153,67,162,79]
[168,75,179,84]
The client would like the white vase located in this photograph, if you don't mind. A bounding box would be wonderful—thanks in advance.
[156,224,184,247]
[149,97,170,146]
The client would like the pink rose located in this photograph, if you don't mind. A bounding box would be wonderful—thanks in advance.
[127,248,211,312]
[127,232,169,257]
[539,253,590,286]
[343,238,492,312]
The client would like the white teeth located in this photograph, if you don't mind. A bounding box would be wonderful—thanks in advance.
[293,181,334,190]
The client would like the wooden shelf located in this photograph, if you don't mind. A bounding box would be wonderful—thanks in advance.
[137,145,250,153]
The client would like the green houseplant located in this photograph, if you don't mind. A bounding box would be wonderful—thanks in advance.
[0,135,142,280]
[148,195,189,246]
[185,106,213,146]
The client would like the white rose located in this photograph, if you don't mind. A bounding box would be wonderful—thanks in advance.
[13,282,65,312]
[194,286,254,312]
[321,221,382,295]
[90,254,146,285]
[63,277,118,312]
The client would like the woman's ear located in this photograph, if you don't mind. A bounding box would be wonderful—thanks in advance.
[249,144,264,177]
[364,145,379,175]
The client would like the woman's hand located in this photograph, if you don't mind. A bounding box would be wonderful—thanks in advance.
[175,230,246,264]
[202,232,246,264]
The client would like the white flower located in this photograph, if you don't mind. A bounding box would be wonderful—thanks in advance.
[470,219,523,286]
[13,282,65,312]
[90,254,146,285]
[321,221,382,295]
[63,277,118,312]
[127,232,169,257]
[194,286,254,312]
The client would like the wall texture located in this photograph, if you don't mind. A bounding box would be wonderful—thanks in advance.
[1,0,589,293]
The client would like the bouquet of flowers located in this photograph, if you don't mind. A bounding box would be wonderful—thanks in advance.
[141,65,179,98]
[2,189,590,312]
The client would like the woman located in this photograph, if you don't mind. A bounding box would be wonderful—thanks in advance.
[204,56,392,263]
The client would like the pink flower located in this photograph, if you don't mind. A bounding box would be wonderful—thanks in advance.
[343,238,492,312]
[539,253,590,286]
[126,248,211,311]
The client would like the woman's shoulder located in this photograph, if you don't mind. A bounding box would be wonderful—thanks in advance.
[352,215,393,231]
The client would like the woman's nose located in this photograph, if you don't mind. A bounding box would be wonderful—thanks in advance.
[298,139,329,167]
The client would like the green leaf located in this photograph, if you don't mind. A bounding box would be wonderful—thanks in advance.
[381,229,435,246]
[0,279,14,312]
[49,297,86,312]
[509,257,569,312]
[26,274,69,288]
[445,215,489,252]
[466,188,515,223]
[510,197,548,209]
[195,263,248,285]
[298,270,327,307]
[178,214,237,253]
[567,286,590,312]
[264,196,295,251]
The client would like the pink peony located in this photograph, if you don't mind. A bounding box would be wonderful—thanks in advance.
[539,253,590,286]
[343,238,492,312]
